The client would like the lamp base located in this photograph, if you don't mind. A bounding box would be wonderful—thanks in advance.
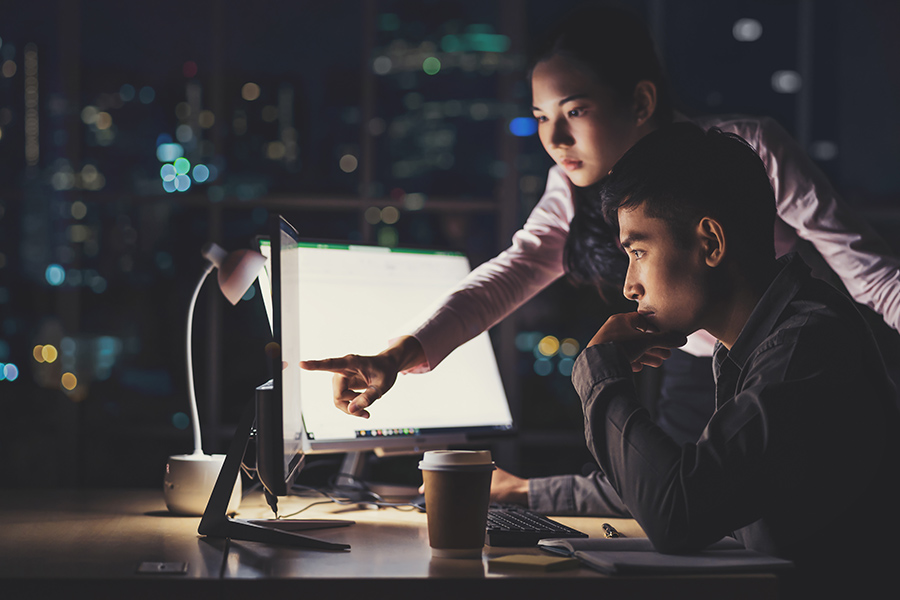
[164,453,241,516]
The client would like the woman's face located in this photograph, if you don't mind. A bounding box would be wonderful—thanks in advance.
[531,54,649,188]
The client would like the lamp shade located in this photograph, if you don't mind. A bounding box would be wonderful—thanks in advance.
[202,242,267,305]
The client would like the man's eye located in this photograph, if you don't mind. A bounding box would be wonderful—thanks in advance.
[630,249,644,259]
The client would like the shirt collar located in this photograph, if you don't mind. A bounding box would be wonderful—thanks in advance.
[717,254,808,370]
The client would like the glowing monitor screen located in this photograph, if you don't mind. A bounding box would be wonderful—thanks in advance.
[259,216,513,471]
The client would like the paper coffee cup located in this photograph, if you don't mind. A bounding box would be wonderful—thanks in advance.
[163,453,241,516]
[419,450,495,558]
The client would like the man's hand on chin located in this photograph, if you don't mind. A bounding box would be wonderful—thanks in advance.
[588,312,688,372]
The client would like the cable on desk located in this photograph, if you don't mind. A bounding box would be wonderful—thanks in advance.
[277,478,419,519]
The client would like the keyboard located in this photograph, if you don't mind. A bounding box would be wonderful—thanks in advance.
[485,504,589,547]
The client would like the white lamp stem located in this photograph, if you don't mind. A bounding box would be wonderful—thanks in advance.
[186,262,214,456]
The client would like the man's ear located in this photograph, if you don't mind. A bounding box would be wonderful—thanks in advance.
[697,217,726,267]
[633,80,657,127]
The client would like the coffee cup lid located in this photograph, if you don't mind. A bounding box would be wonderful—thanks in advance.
[418,450,495,472]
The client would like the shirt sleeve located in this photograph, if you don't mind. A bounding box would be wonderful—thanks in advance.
[527,470,632,517]
[409,166,574,371]
[572,323,883,556]
[704,115,900,333]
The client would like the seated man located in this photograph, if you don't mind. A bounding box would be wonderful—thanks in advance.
[570,123,900,594]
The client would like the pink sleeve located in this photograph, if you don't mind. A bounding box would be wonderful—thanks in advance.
[693,114,900,333]
[747,116,900,332]
[408,166,575,372]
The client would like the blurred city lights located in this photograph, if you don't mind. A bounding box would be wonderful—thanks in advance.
[558,357,575,376]
[139,86,155,104]
[198,109,215,128]
[192,164,210,183]
[771,70,802,93]
[174,174,191,192]
[509,117,538,137]
[365,206,381,225]
[172,412,190,430]
[422,57,441,75]
[339,154,358,173]
[537,335,560,357]
[119,83,135,101]
[160,163,177,182]
[1,363,19,382]
[70,200,88,219]
[61,372,77,391]
[373,56,392,75]
[95,111,112,130]
[533,358,553,376]
[183,60,198,78]
[156,142,184,162]
[42,344,58,363]
[81,105,98,125]
[733,18,763,42]
[381,206,400,225]
[45,264,65,286]
[560,338,580,357]
[241,82,261,101]
[173,157,191,174]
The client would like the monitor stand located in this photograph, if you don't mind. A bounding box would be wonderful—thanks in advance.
[335,451,421,500]
[198,400,351,550]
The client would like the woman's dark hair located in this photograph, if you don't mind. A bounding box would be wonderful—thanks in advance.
[528,4,674,126]
[565,180,629,295]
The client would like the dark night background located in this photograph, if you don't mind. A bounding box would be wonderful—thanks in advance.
[1,0,898,493]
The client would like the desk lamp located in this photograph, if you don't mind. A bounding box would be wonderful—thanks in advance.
[164,242,267,516]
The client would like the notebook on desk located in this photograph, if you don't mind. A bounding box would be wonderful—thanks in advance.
[538,536,794,575]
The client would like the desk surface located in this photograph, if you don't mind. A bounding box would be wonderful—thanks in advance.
[0,488,780,599]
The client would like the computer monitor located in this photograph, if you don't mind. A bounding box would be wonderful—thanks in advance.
[256,214,514,498]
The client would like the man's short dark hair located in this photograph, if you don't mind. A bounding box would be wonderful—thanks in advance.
[565,123,776,287]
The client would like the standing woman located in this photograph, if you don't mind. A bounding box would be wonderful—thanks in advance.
[302,5,900,511]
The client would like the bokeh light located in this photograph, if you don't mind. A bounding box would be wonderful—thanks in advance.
[339,154,358,173]
[192,164,210,183]
[156,143,184,162]
[537,335,560,357]
[533,358,553,376]
[733,18,763,42]
[173,157,191,174]
[560,338,580,357]
[174,174,192,192]
[422,57,441,75]
[45,264,65,286]
[42,344,58,363]
[172,412,190,430]
[1,363,18,382]
[241,82,261,101]
[381,206,400,225]
[509,117,538,137]
[139,86,155,104]
[183,60,198,78]
[771,70,802,94]
[160,163,177,182]
[61,372,77,391]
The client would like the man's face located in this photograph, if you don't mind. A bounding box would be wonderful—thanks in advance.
[618,204,710,336]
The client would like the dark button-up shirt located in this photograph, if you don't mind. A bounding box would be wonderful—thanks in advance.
[573,254,900,590]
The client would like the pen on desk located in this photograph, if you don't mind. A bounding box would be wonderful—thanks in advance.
[602,523,625,538]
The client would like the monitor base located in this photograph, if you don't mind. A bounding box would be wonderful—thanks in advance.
[197,400,351,551]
